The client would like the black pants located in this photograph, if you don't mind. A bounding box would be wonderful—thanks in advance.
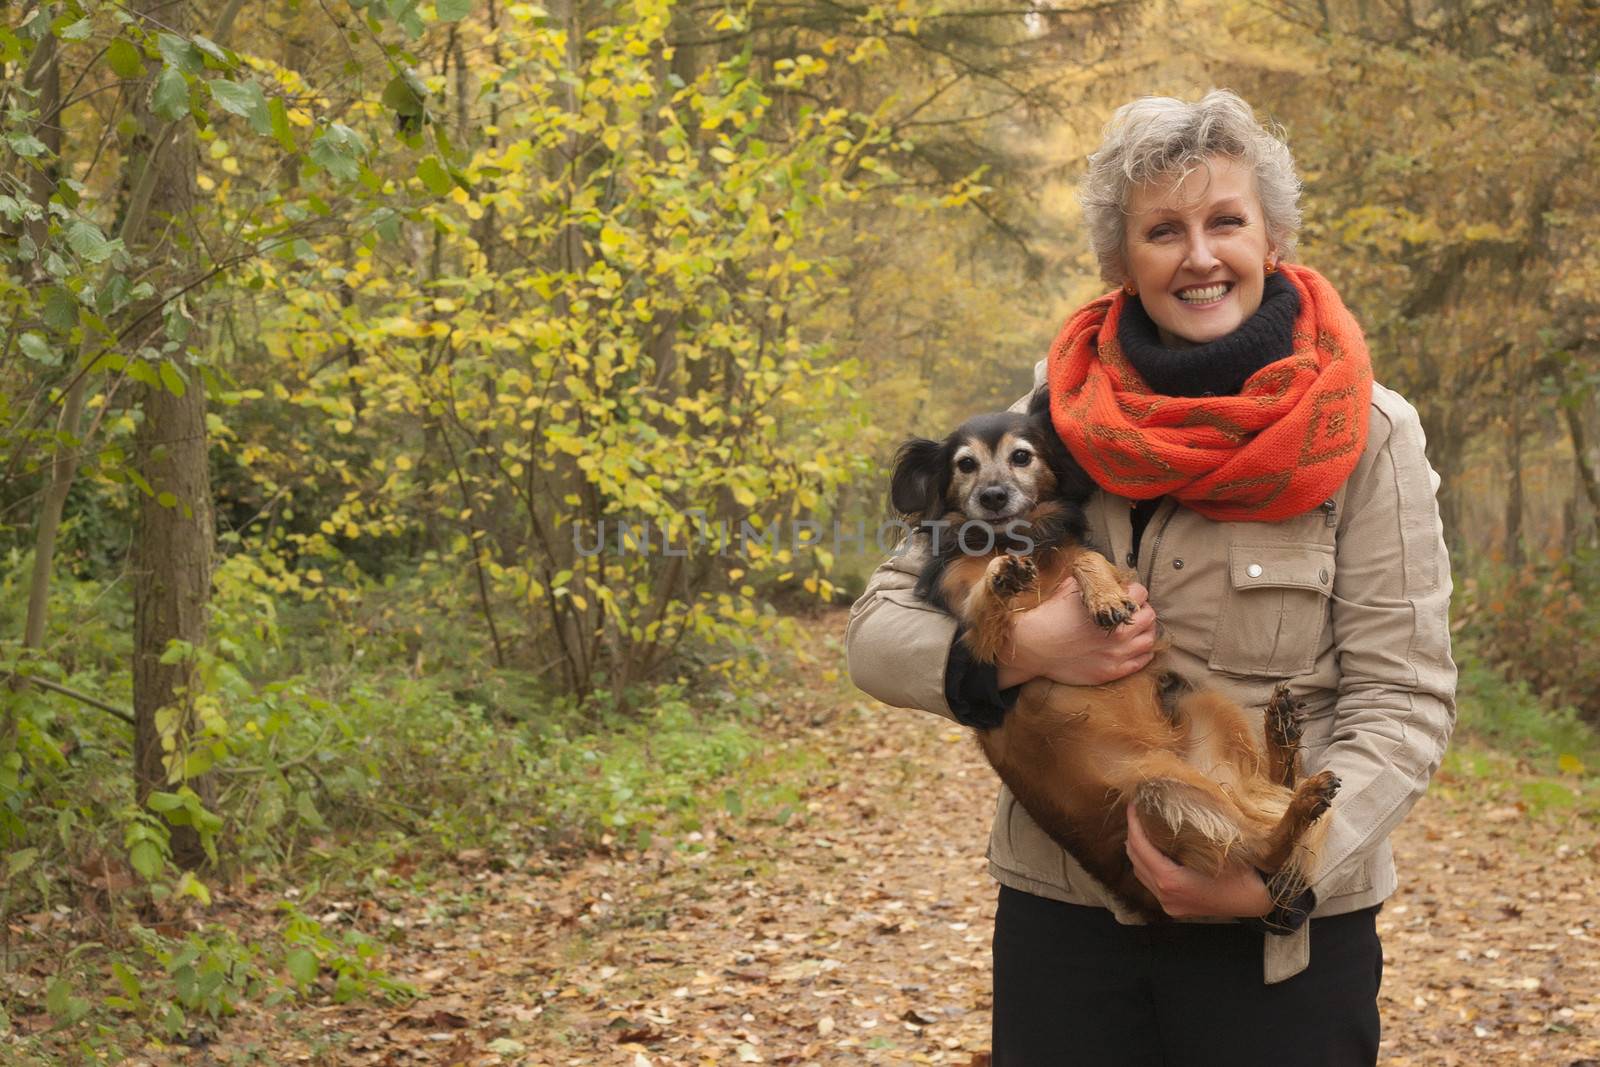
[992,886,1382,1067]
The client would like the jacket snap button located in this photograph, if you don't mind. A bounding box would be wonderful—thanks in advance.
[1126,553,1136,566]
[1172,558,1184,570]
[1320,568,1330,584]
[1246,563,1263,578]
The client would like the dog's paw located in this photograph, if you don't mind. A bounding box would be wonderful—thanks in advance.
[1265,684,1304,746]
[988,553,1037,599]
[1083,593,1136,632]
[1301,770,1341,821]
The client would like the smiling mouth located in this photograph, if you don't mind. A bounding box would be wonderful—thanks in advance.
[1176,282,1232,305]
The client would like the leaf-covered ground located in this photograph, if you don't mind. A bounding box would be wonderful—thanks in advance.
[78,611,1600,1064]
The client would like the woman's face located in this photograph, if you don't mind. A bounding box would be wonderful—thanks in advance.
[1123,155,1273,347]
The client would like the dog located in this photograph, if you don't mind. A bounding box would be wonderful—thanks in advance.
[889,390,1340,920]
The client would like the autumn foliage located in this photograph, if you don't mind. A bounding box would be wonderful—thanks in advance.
[0,0,1597,1057]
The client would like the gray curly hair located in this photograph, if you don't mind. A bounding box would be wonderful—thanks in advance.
[1079,90,1302,286]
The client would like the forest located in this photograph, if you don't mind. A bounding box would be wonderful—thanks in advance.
[1,0,1597,1062]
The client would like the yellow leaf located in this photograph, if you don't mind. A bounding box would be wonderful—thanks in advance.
[1557,753,1586,775]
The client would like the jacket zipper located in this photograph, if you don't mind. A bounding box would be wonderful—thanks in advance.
[1140,499,1179,591]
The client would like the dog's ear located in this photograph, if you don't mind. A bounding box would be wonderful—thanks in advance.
[889,437,947,519]
[1027,392,1096,503]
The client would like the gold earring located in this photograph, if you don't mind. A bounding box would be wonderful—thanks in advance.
[1121,281,1138,296]
[1264,258,1278,275]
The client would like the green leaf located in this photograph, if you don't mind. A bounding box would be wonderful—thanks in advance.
[373,207,401,243]
[417,156,452,196]
[127,357,162,389]
[112,962,142,1001]
[129,840,163,879]
[65,219,117,263]
[45,979,72,1018]
[208,79,271,134]
[157,32,202,75]
[6,847,37,877]
[191,34,234,68]
[159,359,187,397]
[19,332,58,365]
[294,790,328,830]
[285,948,318,986]
[308,124,367,181]
[157,491,178,508]
[41,287,77,331]
[6,132,48,158]
[382,73,426,118]
[57,17,93,41]
[437,0,472,20]
[107,37,145,77]
[269,96,295,152]
[152,66,190,121]
[175,871,212,905]
[147,790,185,812]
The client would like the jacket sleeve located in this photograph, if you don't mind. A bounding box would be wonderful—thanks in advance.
[1309,386,1458,894]
[846,362,1046,722]
[845,533,962,721]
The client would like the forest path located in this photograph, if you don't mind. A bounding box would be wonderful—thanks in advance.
[209,610,1599,1067]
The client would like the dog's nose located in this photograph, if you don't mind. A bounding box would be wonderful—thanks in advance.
[978,486,1010,512]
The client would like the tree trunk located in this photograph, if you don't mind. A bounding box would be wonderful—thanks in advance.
[1505,400,1524,569]
[1564,393,1600,548]
[126,0,216,869]
[20,34,75,658]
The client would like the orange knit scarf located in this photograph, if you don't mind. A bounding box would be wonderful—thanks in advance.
[1046,263,1373,523]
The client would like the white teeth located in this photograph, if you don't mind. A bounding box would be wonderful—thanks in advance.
[1178,284,1228,303]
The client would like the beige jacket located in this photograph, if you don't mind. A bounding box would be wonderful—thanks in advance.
[846,358,1457,983]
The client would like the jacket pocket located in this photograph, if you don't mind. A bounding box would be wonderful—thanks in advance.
[1207,543,1336,677]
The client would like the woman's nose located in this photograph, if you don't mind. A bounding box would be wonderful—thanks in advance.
[1183,233,1218,270]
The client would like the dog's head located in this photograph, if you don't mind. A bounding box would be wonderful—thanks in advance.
[889,389,1093,526]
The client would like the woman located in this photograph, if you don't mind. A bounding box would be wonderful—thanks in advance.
[845,90,1455,1066]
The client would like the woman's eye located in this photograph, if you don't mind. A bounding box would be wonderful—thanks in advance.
[1148,224,1176,240]
[957,457,978,473]
[1010,449,1032,466]
[1214,215,1245,229]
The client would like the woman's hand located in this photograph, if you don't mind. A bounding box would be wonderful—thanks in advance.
[994,578,1157,689]
[1124,802,1272,919]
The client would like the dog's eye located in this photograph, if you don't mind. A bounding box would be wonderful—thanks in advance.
[956,457,978,474]
[1010,449,1032,466]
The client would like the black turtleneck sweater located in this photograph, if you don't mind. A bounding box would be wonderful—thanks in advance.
[941,271,1313,932]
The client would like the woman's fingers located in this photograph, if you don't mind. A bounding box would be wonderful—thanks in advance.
[1017,571,1163,686]
[1124,603,1157,636]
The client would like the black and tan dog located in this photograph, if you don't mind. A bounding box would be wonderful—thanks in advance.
[890,391,1340,920]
